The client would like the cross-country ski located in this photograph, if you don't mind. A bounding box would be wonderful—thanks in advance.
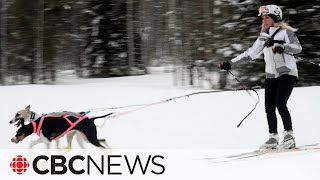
[201,143,320,163]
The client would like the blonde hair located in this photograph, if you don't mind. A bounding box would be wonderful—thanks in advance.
[274,21,298,32]
[261,21,298,33]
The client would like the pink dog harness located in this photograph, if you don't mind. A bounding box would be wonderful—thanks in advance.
[31,114,88,141]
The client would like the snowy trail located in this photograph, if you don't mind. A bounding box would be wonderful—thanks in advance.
[1,72,320,179]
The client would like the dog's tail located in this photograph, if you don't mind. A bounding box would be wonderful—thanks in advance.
[90,112,113,121]
[90,113,113,128]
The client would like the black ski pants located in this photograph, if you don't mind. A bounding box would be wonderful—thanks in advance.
[265,74,297,134]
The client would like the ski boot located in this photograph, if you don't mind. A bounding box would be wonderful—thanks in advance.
[278,130,296,150]
[260,133,279,149]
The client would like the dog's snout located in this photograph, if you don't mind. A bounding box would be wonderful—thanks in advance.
[9,118,18,124]
[11,137,18,143]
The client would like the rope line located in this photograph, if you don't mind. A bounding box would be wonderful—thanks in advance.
[84,70,260,128]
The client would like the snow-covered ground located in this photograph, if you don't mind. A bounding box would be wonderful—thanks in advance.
[0,72,319,179]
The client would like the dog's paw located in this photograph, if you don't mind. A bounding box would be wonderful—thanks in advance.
[64,146,72,150]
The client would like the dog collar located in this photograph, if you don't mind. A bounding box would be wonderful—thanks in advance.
[30,111,36,121]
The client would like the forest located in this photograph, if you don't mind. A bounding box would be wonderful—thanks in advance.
[0,0,319,88]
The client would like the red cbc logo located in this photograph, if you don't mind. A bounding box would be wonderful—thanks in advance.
[10,155,29,175]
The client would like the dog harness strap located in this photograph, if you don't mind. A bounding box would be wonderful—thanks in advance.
[64,116,73,125]
[31,121,37,134]
[31,114,88,139]
[52,115,88,141]
[36,116,46,136]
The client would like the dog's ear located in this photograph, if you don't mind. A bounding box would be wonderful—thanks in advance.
[25,105,30,112]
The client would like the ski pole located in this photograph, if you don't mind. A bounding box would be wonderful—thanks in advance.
[284,52,320,68]
[297,57,320,67]
[227,70,260,128]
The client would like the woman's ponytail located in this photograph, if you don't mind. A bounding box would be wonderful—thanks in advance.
[274,22,298,32]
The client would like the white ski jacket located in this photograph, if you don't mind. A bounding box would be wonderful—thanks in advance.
[230,27,302,78]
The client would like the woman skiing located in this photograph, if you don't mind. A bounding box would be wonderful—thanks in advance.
[219,5,302,149]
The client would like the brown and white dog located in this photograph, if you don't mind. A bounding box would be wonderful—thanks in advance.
[10,105,111,150]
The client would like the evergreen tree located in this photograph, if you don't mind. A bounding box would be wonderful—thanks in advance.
[85,0,143,77]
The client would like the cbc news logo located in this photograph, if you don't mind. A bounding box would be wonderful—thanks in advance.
[9,154,165,175]
[10,155,30,175]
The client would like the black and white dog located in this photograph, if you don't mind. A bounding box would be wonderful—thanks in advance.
[10,105,112,150]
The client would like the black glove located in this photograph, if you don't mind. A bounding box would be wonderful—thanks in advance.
[272,46,284,54]
[219,61,231,70]
[265,38,273,48]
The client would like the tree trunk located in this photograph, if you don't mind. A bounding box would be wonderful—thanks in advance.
[32,0,44,84]
[168,0,178,85]
[140,0,148,74]
[0,0,8,85]
[127,0,135,75]
[73,2,83,77]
